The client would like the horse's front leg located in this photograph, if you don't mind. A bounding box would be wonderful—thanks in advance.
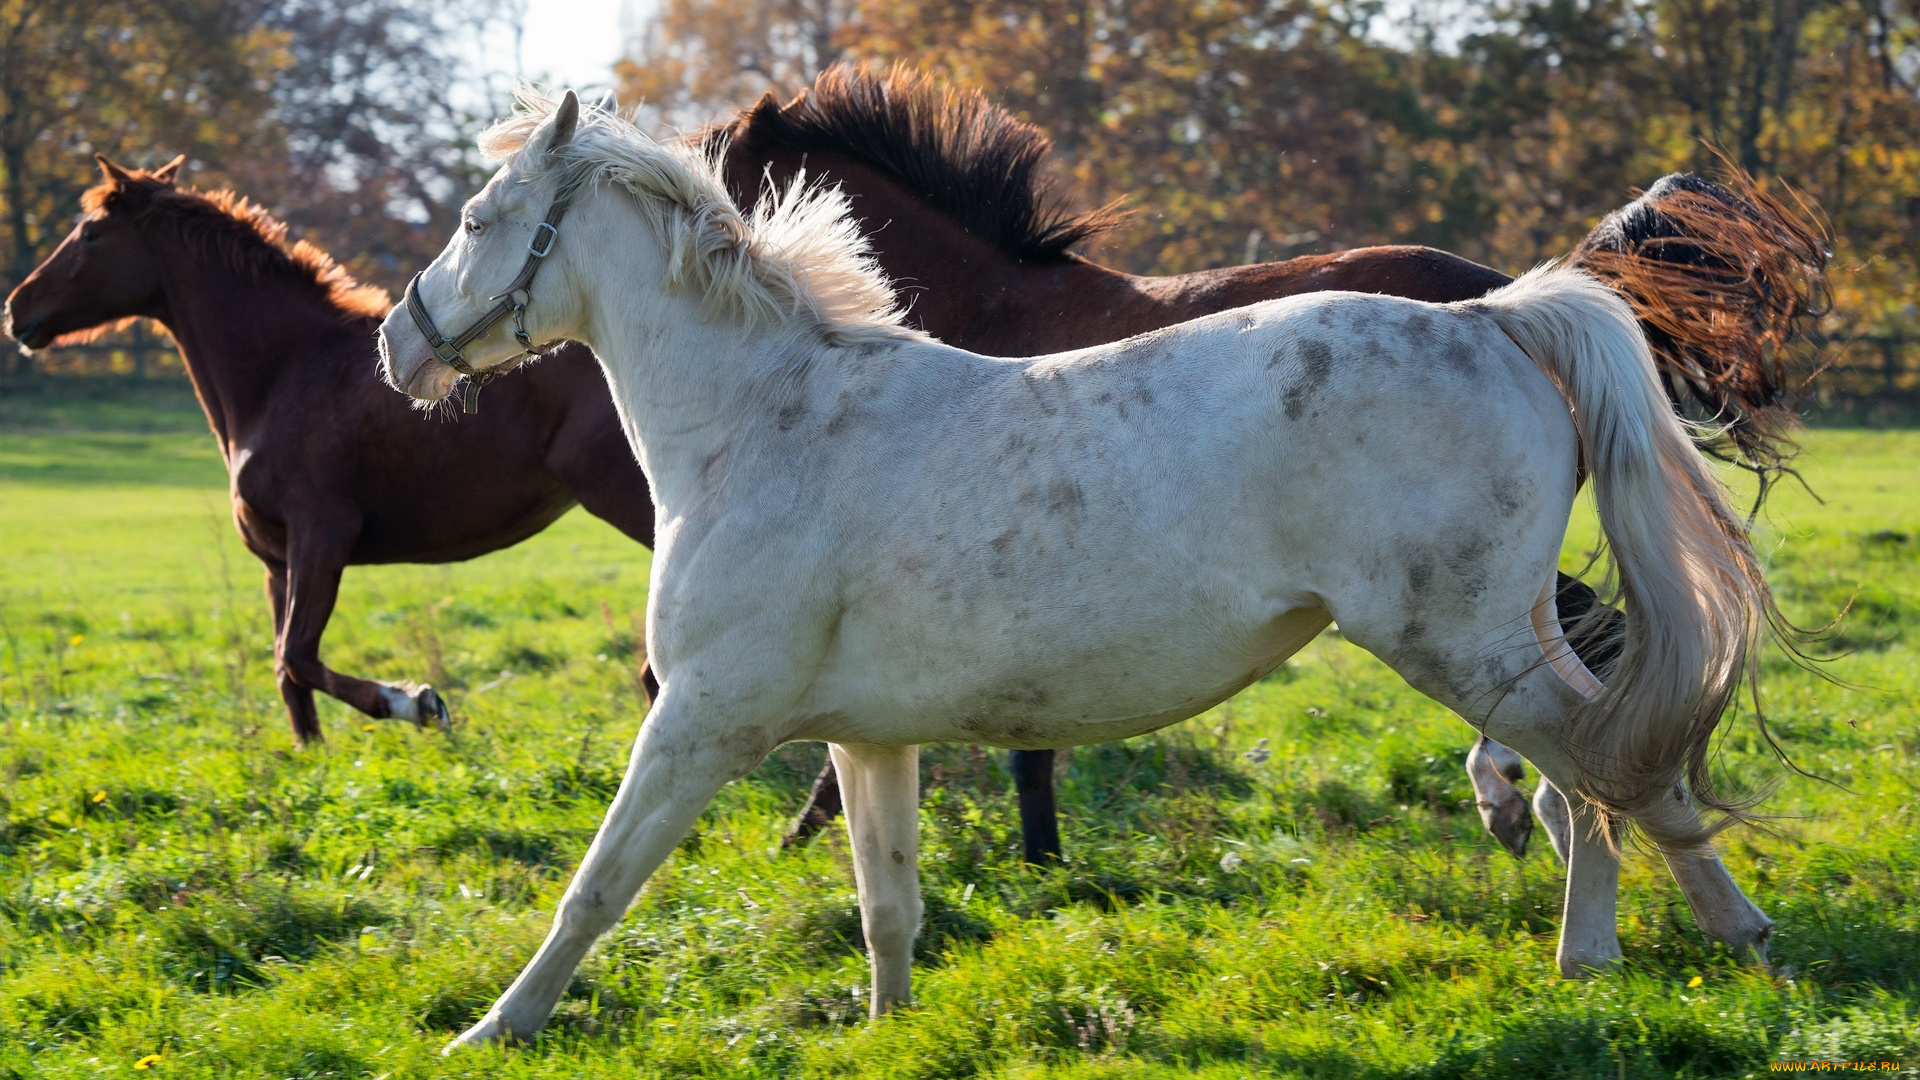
[830,742,922,1015]
[276,534,447,738]
[265,562,321,743]
[450,685,777,1048]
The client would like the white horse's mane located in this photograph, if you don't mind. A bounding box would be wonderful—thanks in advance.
[481,87,922,347]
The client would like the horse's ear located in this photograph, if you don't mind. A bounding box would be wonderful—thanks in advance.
[592,90,617,116]
[95,154,134,187]
[546,90,580,153]
[152,155,186,185]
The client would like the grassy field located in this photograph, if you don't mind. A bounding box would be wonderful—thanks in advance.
[0,377,1914,1078]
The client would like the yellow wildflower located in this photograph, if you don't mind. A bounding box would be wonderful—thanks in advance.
[1687,975,1704,988]
[69,634,83,647]
[91,790,107,804]
[134,1054,162,1070]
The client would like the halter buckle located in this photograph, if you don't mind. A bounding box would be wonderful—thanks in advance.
[430,338,466,366]
[528,222,559,258]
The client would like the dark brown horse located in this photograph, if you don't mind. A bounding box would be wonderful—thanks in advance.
[705,65,1828,861]
[3,156,656,742]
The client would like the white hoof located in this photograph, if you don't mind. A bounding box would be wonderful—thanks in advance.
[1557,944,1623,979]
[376,682,452,731]
[443,1011,516,1053]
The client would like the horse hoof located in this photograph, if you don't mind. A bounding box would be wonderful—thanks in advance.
[1557,947,1624,979]
[417,687,452,732]
[1483,796,1534,859]
[443,1011,515,1052]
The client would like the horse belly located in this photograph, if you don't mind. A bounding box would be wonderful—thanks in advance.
[788,568,1329,748]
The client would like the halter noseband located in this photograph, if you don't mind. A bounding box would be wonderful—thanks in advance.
[401,184,578,413]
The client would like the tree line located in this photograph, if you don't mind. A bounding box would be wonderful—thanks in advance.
[3,0,1912,376]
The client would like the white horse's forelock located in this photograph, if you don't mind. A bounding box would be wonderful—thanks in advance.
[480,86,920,347]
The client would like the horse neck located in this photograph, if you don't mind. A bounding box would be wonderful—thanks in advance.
[566,194,815,508]
[146,234,363,453]
[721,145,1158,356]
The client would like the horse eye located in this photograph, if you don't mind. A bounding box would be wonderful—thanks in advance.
[465,217,486,236]
[80,227,99,243]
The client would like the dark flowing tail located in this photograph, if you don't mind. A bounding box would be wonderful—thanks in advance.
[1569,170,1832,497]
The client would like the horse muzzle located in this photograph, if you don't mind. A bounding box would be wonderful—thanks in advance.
[375,309,456,403]
[1,302,53,351]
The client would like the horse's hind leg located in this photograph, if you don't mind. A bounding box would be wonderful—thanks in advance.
[1534,779,1573,862]
[1464,574,1620,859]
[1011,749,1062,864]
[831,742,922,1015]
[450,685,775,1047]
[781,753,844,849]
[1526,579,1773,962]
[1467,736,1533,858]
[1658,798,1774,963]
[1353,577,1769,975]
[1341,576,1629,975]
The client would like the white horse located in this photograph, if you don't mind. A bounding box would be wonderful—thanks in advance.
[378,90,1781,1048]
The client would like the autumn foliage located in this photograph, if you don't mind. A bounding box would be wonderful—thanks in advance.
[621,0,1909,351]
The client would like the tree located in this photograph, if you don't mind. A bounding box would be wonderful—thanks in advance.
[0,0,284,292]
[616,0,862,128]
[1,0,516,373]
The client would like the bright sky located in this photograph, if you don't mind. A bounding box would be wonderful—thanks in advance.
[484,0,651,95]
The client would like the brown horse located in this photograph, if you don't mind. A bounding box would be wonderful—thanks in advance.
[3,156,656,743]
[705,65,1828,861]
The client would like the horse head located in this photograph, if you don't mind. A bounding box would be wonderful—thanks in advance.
[378,89,586,405]
[4,154,182,351]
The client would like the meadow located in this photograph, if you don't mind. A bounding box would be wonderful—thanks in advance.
[0,376,1913,1078]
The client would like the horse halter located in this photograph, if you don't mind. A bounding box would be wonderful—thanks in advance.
[401,184,579,413]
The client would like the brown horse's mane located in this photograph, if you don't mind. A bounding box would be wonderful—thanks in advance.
[714,64,1122,264]
[85,169,391,322]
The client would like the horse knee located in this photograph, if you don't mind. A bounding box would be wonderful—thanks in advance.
[555,887,631,942]
[861,897,922,956]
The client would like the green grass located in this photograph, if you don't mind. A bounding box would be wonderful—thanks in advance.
[0,381,1915,1078]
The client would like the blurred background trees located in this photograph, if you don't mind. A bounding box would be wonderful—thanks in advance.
[0,0,510,372]
[3,0,1916,381]
[620,0,1915,353]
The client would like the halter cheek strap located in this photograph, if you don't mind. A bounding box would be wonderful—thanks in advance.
[401,185,578,413]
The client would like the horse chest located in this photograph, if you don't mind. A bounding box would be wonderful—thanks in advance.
[226,446,291,563]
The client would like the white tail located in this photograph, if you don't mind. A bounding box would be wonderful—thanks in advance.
[1467,265,1772,846]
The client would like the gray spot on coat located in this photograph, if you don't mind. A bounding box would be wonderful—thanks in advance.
[1408,558,1434,593]
[1281,340,1335,421]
